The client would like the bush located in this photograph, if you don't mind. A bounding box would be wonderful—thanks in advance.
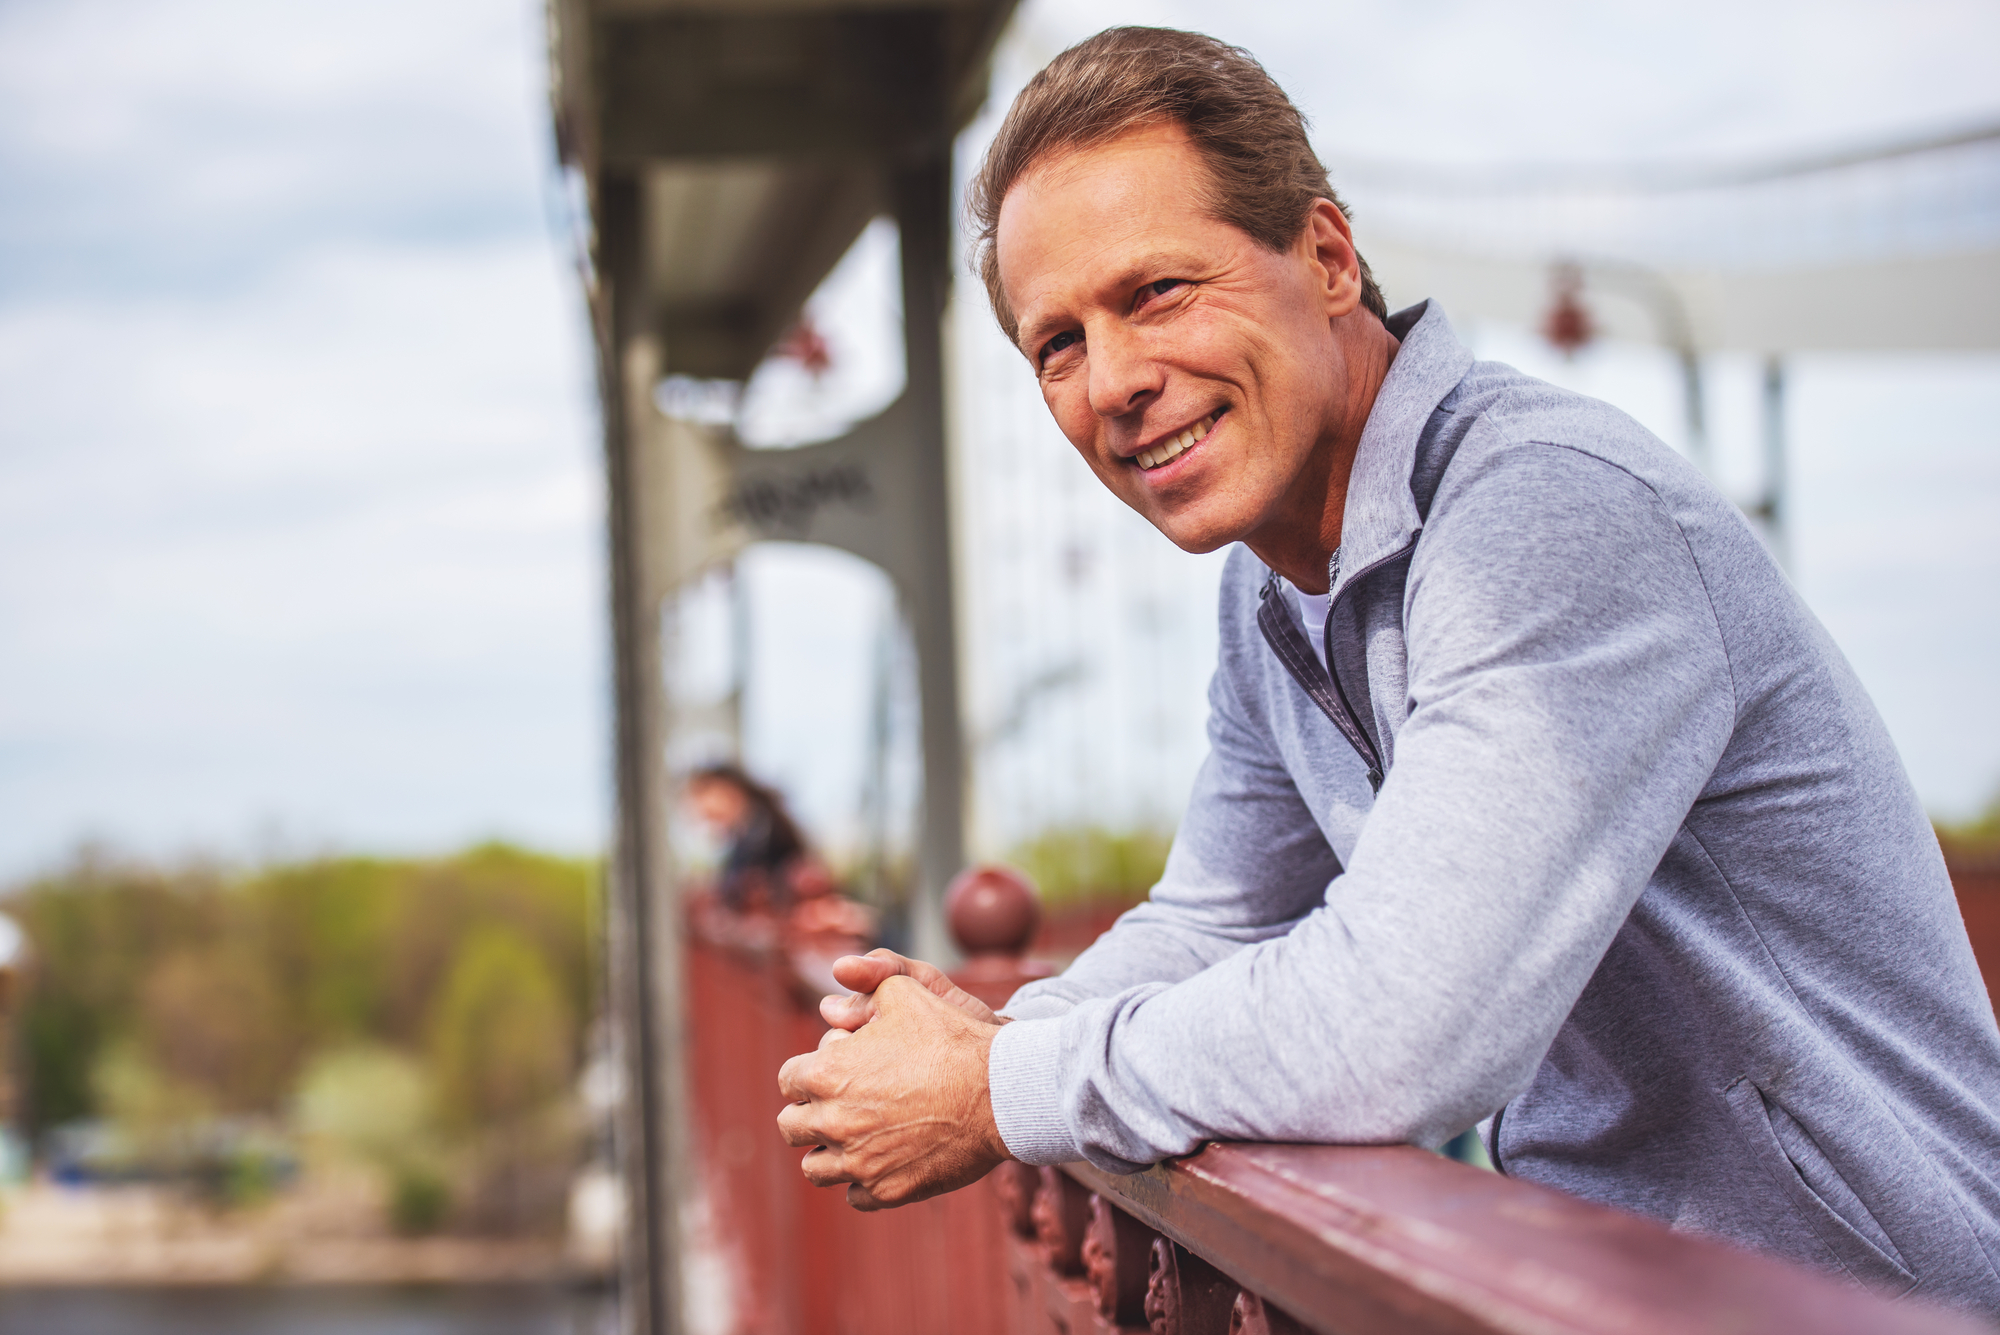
[428,925,574,1131]
[1938,792,2000,864]
[139,946,289,1112]
[293,1044,435,1164]
[5,843,598,1235]
[1006,826,1172,910]
[390,1166,452,1236]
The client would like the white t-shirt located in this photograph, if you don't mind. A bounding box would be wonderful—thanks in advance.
[1288,580,1332,674]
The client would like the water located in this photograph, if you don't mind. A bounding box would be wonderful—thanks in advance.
[0,1282,611,1335]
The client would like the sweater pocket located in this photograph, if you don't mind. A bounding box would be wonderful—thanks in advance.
[1723,1076,1917,1296]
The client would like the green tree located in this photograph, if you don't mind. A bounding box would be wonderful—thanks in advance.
[427,925,573,1130]
[1938,791,2000,863]
[138,944,289,1112]
[245,858,401,1049]
[5,844,598,1158]
[1007,825,1173,910]
[10,856,219,1134]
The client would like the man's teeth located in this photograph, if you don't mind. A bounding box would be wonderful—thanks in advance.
[1137,413,1220,470]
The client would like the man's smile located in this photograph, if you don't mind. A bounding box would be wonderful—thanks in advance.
[1134,407,1227,472]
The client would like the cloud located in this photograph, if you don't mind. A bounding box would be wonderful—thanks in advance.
[0,0,551,302]
[0,0,603,877]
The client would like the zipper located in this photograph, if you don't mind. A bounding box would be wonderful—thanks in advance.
[1256,569,1385,792]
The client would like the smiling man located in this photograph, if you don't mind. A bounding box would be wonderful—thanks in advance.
[776,27,2000,1310]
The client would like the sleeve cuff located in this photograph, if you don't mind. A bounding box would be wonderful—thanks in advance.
[987,1017,1079,1166]
[996,988,1075,1022]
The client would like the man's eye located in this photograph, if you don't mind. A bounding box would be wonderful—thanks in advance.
[1042,330,1082,360]
[1145,279,1185,299]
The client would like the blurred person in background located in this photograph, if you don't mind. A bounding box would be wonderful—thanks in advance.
[685,765,874,943]
[686,764,808,915]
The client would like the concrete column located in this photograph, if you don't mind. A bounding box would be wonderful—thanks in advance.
[599,171,685,1335]
[893,153,967,967]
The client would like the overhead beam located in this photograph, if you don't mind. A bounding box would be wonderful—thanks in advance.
[647,162,882,378]
[1364,239,2000,352]
[599,10,948,164]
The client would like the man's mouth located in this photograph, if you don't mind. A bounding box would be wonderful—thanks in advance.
[1136,409,1225,471]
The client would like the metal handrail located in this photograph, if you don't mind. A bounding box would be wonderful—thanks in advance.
[681,872,1994,1335]
[1066,1143,1987,1334]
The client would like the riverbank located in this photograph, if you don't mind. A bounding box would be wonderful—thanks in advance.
[0,1177,573,1286]
[0,1281,605,1335]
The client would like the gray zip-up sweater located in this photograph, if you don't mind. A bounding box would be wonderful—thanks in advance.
[987,301,2000,1312]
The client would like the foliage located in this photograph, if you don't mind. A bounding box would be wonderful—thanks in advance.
[1938,791,2000,863]
[91,1040,211,1142]
[428,925,573,1130]
[139,945,289,1111]
[11,855,225,1129]
[293,1044,435,1166]
[5,843,599,1160]
[391,1164,453,1236]
[1005,825,1173,910]
[66,1043,296,1205]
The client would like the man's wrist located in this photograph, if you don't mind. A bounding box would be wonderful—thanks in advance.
[986,1016,1078,1166]
[971,1022,1012,1163]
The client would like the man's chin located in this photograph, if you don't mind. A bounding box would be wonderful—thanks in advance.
[1143,507,1242,556]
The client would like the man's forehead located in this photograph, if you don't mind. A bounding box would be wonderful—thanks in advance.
[1029,118,1197,187]
[997,125,1220,340]
[1000,123,1205,243]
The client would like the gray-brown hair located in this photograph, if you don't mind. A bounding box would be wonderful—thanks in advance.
[967,26,1388,345]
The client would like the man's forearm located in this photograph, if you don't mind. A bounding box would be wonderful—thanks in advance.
[999,896,1304,1019]
[1001,729,1344,1021]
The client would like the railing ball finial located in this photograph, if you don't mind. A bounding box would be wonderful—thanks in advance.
[945,864,1040,958]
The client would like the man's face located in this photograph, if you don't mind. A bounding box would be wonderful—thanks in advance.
[996,121,1347,554]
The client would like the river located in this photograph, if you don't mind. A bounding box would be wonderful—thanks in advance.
[0,1282,612,1334]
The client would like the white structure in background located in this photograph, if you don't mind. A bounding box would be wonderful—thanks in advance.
[951,292,1229,860]
[1347,121,2000,562]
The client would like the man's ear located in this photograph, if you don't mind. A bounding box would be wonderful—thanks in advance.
[1302,198,1363,320]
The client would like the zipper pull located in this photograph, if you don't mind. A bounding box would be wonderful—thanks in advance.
[1367,768,1384,793]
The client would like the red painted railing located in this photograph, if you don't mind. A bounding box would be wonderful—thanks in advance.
[1948,853,2000,1023]
[685,881,1026,1335]
[684,871,1993,1335]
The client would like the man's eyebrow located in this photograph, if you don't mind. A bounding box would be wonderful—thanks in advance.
[1012,248,1205,357]
[1014,310,1062,358]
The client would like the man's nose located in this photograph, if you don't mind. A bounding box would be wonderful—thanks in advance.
[1085,325,1162,420]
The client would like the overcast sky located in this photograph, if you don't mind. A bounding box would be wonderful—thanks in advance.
[2,0,1996,881]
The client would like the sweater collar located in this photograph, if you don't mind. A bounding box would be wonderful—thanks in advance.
[1329,300,1474,597]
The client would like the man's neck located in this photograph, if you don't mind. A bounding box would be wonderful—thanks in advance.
[1246,316,1401,595]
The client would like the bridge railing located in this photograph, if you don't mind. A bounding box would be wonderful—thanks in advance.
[682,869,1988,1335]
